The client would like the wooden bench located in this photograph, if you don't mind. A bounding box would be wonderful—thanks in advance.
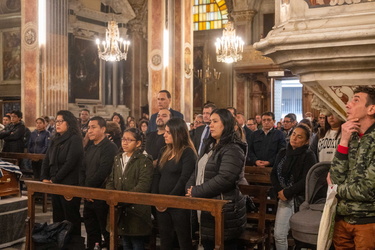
[0,152,47,212]
[25,181,229,250]
[239,166,277,249]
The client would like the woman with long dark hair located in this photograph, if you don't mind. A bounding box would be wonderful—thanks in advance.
[111,112,126,133]
[41,110,84,236]
[152,117,197,250]
[186,109,246,250]
[310,113,344,161]
[271,125,317,249]
[106,128,153,250]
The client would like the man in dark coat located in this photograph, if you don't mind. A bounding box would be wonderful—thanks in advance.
[145,109,171,165]
[248,111,286,168]
[147,90,183,133]
[193,103,217,156]
[0,110,26,153]
[79,116,118,250]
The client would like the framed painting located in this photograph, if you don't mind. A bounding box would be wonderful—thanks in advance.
[68,34,102,104]
[1,29,21,83]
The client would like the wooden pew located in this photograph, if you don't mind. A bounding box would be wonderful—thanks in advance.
[25,181,229,250]
[240,166,277,249]
[239,184,274,249]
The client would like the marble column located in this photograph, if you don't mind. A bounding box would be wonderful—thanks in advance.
[148,0,193,121]
[21,0,39,126]
[21,0,69,126]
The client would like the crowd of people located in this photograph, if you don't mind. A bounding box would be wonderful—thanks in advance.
[0,86,374,250]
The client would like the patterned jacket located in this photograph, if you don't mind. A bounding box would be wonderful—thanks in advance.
[330,122,375,224]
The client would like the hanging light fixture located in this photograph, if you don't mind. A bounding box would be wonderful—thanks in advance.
[195,57,221,85]
[215,21,244,64]
[96,19,130,61]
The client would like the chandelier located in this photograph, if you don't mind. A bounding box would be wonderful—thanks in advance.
[215,21,244,64]
[195,57,221,85]
[96,21,130,61]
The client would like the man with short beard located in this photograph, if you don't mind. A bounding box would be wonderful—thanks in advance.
[145,108,172,166]
[192,103,216,155]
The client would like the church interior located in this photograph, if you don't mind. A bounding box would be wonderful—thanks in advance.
[1,0,373,126]
[0,0,375,249]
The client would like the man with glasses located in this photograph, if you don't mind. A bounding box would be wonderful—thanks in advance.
[246,118,257,132]
[248,111,285,168]
[190,114,204,138]
[282,113,297,144]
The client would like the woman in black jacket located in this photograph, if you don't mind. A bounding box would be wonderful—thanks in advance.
[41,110,84,236]
[271,124,317,250]
[186,109,246,250]
[152,117,197,250]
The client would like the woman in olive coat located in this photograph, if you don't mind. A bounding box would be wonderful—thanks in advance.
[106,128,153,250]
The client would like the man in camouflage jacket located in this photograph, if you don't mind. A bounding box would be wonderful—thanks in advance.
[328,86,375,249]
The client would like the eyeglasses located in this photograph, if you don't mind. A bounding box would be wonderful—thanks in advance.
[247,123,255,126]
[55,120,65,124]
[121,138,137,143]
[283,120,292,123]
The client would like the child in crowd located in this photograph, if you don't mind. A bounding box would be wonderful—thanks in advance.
[106,128,153,250]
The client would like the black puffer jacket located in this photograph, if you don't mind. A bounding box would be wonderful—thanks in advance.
[187,139,247,241]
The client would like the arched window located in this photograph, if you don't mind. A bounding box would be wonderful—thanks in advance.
[193,0,228,31]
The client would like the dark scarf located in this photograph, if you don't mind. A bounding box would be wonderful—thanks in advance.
[277,144,309,188]
[49,131,74,168]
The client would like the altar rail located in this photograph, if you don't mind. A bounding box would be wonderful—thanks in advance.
[25,180,228,250]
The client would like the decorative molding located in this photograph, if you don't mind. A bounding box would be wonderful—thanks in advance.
[0,0,21,14]
[69,0,135,24]
[184,43,193,78]
[22,22,37,50]
[232,10,257,22]
[149,49,162,71]
[304,0,368,7]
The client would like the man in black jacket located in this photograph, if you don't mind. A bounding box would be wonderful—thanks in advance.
[248,111,286,168]
[80,116,118,250]
[0,110,26,153]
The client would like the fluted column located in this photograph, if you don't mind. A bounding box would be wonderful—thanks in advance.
[148,0,193,121]
[42,0,69,116]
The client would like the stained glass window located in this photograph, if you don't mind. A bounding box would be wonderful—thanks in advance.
[193,0,228,31]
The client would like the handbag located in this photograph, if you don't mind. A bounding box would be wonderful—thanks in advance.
[317,184,337,250]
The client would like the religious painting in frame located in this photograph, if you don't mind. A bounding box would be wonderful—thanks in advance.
[68,34,102,104]
[1,29,21,83]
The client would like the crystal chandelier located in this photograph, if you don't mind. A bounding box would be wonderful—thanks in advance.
[215,21,244,64]
[96,21,130,61]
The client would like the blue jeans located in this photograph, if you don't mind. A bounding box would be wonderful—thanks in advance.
[274,199,294,250]
[122,236,146,250]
